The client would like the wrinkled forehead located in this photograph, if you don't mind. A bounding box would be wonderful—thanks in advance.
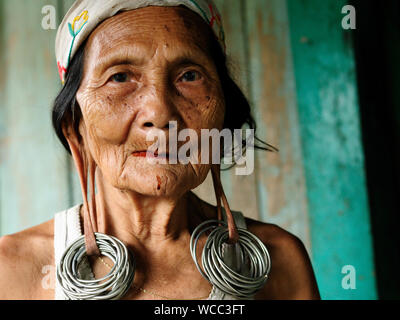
[85,6,214,61]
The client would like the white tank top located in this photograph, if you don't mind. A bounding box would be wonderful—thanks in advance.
[54,204,251,300]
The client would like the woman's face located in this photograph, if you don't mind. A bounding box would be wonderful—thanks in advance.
[75,6,225,197]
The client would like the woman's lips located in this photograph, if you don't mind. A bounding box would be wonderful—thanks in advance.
[132,151,169,158]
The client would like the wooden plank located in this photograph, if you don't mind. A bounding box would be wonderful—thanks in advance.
[0,0,6,235]
[287,0,377,299]
[245,0,311,249]
[193,0,260,220]
[0,0,70,235]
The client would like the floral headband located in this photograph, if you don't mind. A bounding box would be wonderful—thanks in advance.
[55,0,226,85]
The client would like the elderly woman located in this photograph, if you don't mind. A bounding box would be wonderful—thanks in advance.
[0,0,319,300]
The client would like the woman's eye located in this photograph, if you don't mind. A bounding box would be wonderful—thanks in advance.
[111,73,129,83]
[180,71,201,82]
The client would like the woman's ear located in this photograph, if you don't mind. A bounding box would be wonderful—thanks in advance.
[62,120,81,151]
[62,122,100,256]
[62,122,88,195]
[62,122,85,181]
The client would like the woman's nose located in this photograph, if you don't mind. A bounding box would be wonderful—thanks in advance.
[135,85,178,131]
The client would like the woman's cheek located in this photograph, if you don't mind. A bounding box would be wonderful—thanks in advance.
[195,97,225,131]
[98,147,128,186]
[177,87,225,130]
[205,96,225,129]
[81,91,135,144]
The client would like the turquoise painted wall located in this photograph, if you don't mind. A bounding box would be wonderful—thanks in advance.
[287,0,377,299]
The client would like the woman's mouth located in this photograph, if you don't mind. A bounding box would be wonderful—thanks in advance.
[132,151,169,159]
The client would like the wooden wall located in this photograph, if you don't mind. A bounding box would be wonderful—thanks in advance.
[0,0,377,299]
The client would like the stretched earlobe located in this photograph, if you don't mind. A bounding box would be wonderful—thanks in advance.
[211,165,222,221]
[58,128,135,300]
[88,156,98,234]
[63,125,100,256]
[210,164,239,244]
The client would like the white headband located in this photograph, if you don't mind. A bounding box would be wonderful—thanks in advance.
[55,0,226,84]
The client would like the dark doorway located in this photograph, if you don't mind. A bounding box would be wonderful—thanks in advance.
[352,0,400,299]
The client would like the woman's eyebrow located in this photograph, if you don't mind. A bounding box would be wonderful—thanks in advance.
[168,47,212,69]
[94,54,146,73]
[170,57,204,68]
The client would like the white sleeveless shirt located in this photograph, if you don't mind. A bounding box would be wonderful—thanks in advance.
[54,204,251,300]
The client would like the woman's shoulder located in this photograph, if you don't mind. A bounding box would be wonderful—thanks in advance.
[245,217,320,300]
[244,217,311,275]
[0,219,54,299]
[245,217,304,249]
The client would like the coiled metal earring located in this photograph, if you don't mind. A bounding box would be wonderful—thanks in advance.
[56,155,135,300]
[189,165,272,298]
[57,232,136,300]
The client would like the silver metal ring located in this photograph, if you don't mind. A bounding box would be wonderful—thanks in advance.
[190,220,271,298]
[57,233,135,300]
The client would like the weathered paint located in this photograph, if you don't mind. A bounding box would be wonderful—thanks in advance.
[193,0,260,221]
[0,0,5,235]
[287,0,377,299]
[0,0,70,235]
[245,0,311,251]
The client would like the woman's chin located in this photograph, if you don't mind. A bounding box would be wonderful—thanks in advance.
[114,167,198,198]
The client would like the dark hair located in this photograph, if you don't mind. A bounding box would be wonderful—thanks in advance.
[52,39,86,153]
[52,31,277,159]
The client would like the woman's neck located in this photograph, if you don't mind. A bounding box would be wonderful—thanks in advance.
[89,173,191,250]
